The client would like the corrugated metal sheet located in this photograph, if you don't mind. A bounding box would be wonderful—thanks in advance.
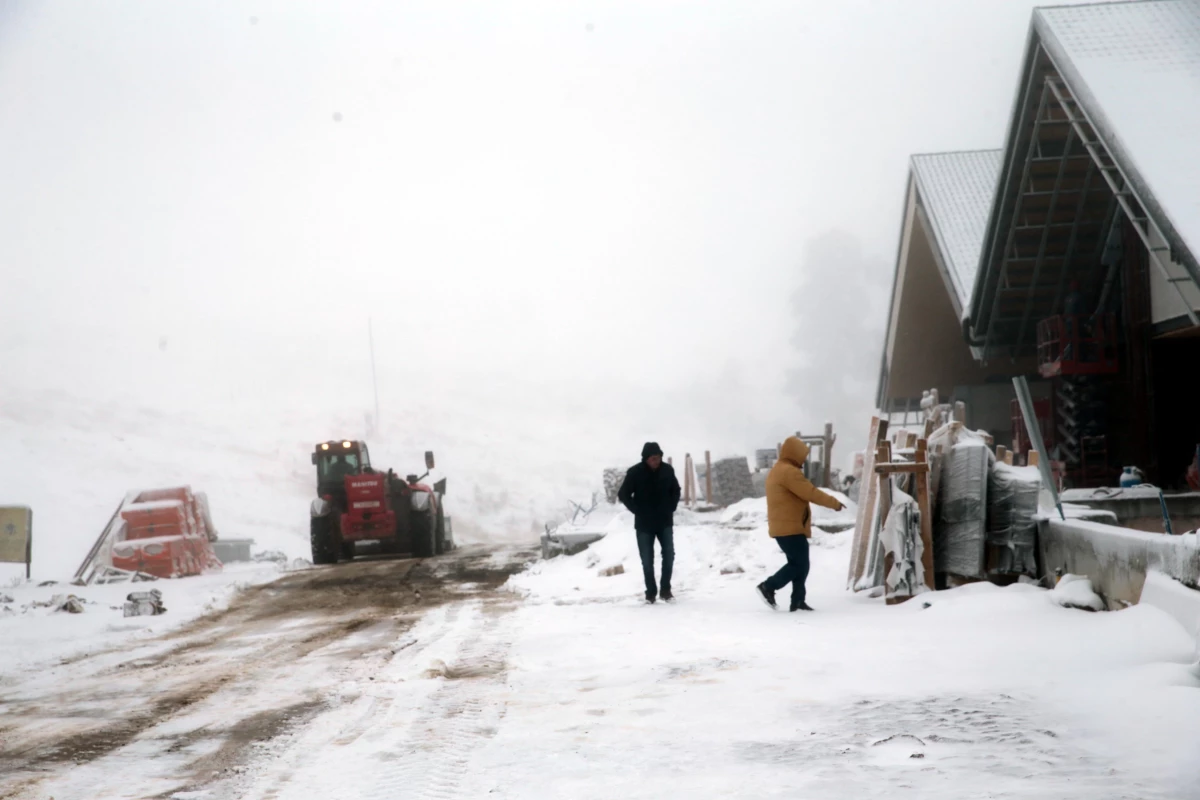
[1036,0,1200,271]
[910,150,1003,311]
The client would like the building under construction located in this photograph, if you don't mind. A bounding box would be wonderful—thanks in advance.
[878,0,1200,491]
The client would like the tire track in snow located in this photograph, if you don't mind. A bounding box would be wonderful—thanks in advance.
[243,597,517,800]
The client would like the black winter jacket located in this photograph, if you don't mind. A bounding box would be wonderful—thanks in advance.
[618,461,681,532]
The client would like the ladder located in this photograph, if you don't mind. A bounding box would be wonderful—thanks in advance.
[1046,77,1200,326]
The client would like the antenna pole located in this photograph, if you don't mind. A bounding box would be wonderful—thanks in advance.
[369,317,380,432]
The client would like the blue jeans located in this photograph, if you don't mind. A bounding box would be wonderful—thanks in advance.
[764,534,810,606]
[636,527,674,598]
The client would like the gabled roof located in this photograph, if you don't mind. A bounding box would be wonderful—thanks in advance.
[1036,0,1200,278]
[911,150,1003,312]
[966,0,1200,352]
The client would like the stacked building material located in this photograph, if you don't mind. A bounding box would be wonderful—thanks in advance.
[707,457,754,507]
[986,463,1040,578]
[936,438,992,579]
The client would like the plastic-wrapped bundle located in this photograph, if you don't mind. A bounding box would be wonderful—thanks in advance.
[880,485,926,599]
[936,439,991,578]
[709,457,754,507]
[986,463,1040,577]
[602,467,625,505]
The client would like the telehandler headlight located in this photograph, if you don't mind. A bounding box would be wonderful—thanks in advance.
[321,443,330,451]
[342,441,352,448]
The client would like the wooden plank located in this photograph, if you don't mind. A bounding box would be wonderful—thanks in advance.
[996,445,1008,463]
[823,422,835,489]
[905,432,918,449]
[954,401,967,423]
[874,443,894,596]
[1028,449,1040,467]
[705,451,712,504]
[914,441,935,590]
[924,418,934,439]
[1004,450,1014,466]
[847,416,887,589]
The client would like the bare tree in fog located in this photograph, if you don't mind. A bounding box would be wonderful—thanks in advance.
[787,230,890,456]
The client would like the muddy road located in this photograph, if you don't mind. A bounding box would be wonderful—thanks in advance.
[0,546,536,800]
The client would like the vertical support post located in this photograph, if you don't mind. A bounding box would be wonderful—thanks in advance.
[705,450,713,505]
[953,401,966,424]
[822,422,834,489]
[848,417,888,589]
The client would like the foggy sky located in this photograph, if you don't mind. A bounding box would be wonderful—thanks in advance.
[1,0,1113,475]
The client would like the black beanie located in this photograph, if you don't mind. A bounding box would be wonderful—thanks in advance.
[641,442,664,459]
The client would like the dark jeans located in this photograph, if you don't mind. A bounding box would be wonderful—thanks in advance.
[636,527,674,598]
[764,534,810,606]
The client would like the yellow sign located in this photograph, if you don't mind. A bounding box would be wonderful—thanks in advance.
[0,506,32,565]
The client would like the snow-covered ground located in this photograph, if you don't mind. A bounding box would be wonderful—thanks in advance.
[56,512,1188,800]
[2,505,1199,798]
[491,521,1200,799]
[0,562,286,676]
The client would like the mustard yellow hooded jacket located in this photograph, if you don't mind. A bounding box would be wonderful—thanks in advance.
[765,436,843,538]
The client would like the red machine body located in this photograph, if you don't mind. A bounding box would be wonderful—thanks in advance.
[310,440,449,563]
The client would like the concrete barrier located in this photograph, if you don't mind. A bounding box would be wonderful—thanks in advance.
[1037,518,1200,610]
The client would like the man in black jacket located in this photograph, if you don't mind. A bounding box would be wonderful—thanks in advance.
[618,442,681,604]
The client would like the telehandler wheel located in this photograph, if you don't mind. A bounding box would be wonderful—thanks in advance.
[412,509,436,558]
[310,516,338,565]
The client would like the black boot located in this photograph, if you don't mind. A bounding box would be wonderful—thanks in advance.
[645,592,657,604]
[790,601,814,612]
[756,583,777,610]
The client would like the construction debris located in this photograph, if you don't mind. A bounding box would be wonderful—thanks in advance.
[0,593,12,604]
[124,589,166,617]
[253,549,289,565]
[598,564,625,577]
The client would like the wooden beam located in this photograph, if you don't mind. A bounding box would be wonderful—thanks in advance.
[823,422,834,489]
[1003,450,1014,466]
[1028,449,1040,467]
[848,416,887,589]
[997,444,1008,463]
[914,441,935,589]
[705,451,712,504]
[874,463,931,475]
[905,432,918,449]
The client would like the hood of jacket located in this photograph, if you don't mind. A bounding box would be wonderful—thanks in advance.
[779,436,809,467]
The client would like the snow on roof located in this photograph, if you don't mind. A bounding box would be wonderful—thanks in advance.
[910,150,1003,310]
[123,499,184,512]
[1035,0,1200,268]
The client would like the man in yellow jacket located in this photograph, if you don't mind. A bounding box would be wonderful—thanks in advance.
[756,436,845,612]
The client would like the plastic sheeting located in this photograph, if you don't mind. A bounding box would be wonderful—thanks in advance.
[987,463,1040,577]
[936,439,991,578]
[880,485,926,598]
